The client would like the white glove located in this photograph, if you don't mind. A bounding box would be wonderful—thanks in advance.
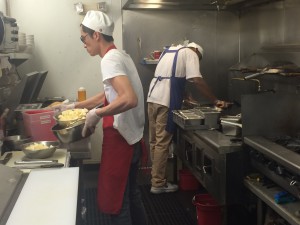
[82,108,101,137]
[51,100,76,114]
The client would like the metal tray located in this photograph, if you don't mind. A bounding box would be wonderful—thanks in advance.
[172,110,207,130]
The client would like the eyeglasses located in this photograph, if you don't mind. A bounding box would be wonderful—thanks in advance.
[80,34,88,43]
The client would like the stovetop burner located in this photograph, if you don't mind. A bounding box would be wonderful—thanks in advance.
[245,135,300,204]
[266,135,300,153]
[244,136,300,176]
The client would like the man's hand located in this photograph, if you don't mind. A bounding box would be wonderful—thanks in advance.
[82,108,101,137]
[214,100,233,109]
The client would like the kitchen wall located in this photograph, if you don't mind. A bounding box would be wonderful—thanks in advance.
[240,0,300,61]
[122,10,239,104]
[229,0,300,104]
[1,0,124,163]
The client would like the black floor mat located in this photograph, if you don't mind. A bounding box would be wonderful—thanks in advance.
[140,185,197,225]
[84,187,111,225]
[84,186,197,225]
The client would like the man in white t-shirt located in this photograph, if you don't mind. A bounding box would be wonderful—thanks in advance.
[147,42,230,194]
[55,10,147,225]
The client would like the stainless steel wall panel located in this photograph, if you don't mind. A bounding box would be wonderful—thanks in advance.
[123,10,239,103]
[241,93,300,137]
[239,0,300,62]
[283,0,300,43]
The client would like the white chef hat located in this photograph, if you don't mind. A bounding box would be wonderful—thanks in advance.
[82,10,114,36]
[187,42,204,57]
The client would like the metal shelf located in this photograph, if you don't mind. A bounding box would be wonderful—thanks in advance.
[244,179,300,225]
[0,52,31,66]
[140,59,158,65]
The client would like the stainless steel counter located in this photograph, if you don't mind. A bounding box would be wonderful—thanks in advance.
[175,129,246,205]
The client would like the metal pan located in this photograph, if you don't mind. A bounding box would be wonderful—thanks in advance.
[221,120,242,137]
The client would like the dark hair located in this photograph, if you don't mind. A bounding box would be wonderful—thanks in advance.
[102,33,114,42]
[81,24,114,42]
[81,24,95,36]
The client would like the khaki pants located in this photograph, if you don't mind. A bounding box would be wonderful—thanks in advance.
[148,102,173,187]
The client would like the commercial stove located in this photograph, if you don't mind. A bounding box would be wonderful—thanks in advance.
[242,93,300,225]
[246,136,300,197]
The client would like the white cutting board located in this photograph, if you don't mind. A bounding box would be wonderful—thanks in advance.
[6,167,79,225]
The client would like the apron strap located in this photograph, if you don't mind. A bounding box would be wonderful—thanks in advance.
[171,47,186,77]
[148,47,186,97]
[148,76,170,97]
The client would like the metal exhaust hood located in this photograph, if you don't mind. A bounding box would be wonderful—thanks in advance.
[122,0,222,10]
[122,0,284,10]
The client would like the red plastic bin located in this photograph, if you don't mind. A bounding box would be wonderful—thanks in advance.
[22,109,54,122]
[22,109,57,141]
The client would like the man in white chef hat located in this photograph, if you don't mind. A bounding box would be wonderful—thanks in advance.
[147,41,231,194]
[64,10,148,225]
[187,42,204,60]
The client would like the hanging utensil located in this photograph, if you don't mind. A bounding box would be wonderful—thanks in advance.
[244,68,283,80]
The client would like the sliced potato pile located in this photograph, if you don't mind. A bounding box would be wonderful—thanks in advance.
[47,101,63,108]
[58,108,88,122]
[26,143,51,151]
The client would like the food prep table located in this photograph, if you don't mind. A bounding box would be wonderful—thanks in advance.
[0,149,80,225]
[2,149,70,172]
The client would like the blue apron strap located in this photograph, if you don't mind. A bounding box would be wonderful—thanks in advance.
[148,48,179,97]
[166,47,187,133]
[158,48,176,62]
[171,47,186,77]
[148,76,170,97]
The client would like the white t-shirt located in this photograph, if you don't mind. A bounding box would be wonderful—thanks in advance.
[101,49,145,145]
[147,45,202,107]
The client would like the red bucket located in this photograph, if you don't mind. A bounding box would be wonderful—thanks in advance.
[192,194,222,225]
[179,169,201,191]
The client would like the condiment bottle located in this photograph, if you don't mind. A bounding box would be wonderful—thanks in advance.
[77,87,86,102]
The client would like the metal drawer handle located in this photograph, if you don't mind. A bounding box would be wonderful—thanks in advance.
[202,165,211,174]
[81,206,87,219]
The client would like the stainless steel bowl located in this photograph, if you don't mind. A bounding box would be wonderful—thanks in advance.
[53,114,85,128]
[20,141,59,159]
[52,120,92,144]
[4,135,32,150]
